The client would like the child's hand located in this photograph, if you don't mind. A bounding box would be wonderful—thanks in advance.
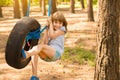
[46,17,52,27]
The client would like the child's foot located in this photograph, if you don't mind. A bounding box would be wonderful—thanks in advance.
[27,46,40,55]
[30,76,39,80]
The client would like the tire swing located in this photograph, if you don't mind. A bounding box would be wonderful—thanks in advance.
[5,17,41,69]
[5,0,52,69]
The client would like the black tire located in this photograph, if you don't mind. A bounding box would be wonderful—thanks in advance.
[5,17,41,69]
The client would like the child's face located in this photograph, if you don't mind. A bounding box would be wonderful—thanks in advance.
[53,20,63,30]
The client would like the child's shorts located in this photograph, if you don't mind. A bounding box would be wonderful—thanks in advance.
[43,50,61,62]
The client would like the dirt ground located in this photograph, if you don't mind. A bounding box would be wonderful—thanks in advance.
[0,7,97,80]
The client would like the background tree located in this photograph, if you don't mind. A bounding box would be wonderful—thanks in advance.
[13,0,21,18]
[119,2,120,53]
[94,0,119,80]
[39,0,42,11]
[42,0,46,15]
[21,0,28,16]
[0,6,3,17]
[70,0,75,13]
[87,0,94,21]
[50,0,57,15]
[80,0,85,9]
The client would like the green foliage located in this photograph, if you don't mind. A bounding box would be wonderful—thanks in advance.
[0,0,98,7]
[0,0,12,6]
[61,47,95,66]
[93,0,97,5]
[31,0,40,6]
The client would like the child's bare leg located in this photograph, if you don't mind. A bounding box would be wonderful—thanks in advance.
[28,30,49,79]
[31,55,38,76]
[25,44,56,59]
[25,44,42,58]
[38,45,56,59]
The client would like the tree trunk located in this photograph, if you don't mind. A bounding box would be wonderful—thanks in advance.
[70,0,75,13]
[13,0,21,19]
[51,0,57,15]
[80,0,85,9]
[39,0,42,11]
[21,0,28,16]
[42,0,46,15]
[0,6,3,17]
[94,0,119,80]
[119,1,120,58]
[87,0,94,21]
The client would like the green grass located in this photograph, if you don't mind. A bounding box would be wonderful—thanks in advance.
[61,46,95,66]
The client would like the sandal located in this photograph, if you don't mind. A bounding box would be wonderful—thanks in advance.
[30,76,39,80]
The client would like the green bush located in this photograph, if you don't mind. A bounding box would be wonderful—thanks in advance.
[93,0,97,5]
[31,0,40,6]
[0,0,12,6]
[61,47,95,66]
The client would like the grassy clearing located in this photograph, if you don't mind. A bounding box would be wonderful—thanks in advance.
[61,45,95,66]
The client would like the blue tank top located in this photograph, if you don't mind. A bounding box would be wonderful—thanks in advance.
[48,26,66,54]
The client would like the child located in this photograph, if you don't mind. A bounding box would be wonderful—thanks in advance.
[22,12,67,80]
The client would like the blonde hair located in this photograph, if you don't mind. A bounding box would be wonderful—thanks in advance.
[51,12,67,31]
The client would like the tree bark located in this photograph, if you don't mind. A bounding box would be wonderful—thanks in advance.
[80,0,85,9]
[87,0,94,21]
[94,0,119,80]
[42,0,46,15]
[0,6,3,17]
[39,0,42,11]
[119,3,120,53]
[70,0,75,13]
[21,0,28,16]
[51,0,57,15]
[13,0,21,18]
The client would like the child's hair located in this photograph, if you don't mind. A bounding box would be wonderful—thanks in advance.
[51,12,68,32]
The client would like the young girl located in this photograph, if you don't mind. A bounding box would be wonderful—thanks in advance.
[22,12,67,80]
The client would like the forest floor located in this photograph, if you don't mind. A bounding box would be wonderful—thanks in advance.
[0,6,98,80]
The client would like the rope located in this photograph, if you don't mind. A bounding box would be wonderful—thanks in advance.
[26,0,52,42]
[42,0,52,32]
[40,25,47,33]
[48,0,52,16]
[26,27,41,42]
[26,0,30,16]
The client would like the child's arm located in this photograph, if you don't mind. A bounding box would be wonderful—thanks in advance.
[40,17,50,44]
[44,28,49,44]
[40,28,49,44]
[49,23,65,39]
